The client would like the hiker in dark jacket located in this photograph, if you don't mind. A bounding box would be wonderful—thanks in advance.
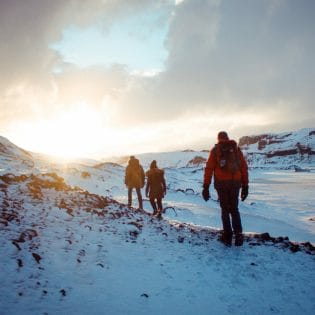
[125,156,145,209]
[145,160,167,217]
[202,131,249,246]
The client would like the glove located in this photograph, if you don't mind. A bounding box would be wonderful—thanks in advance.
[202,184,210,201]
[241,185,248,201]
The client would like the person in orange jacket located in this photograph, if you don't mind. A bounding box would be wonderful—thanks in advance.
[202,131,249,246]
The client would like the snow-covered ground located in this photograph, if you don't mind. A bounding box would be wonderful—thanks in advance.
[1,131,315,314]
[159,168,315,244]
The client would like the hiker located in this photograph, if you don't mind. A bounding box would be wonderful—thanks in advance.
[145,160,167,217]
[125,156,145,209]
[202,131,249,246]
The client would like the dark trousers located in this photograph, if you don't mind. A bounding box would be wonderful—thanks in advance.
[149,197,163,214]
[215,181,242,236]
[128,187,143,209]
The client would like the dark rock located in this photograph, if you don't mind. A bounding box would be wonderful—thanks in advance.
[289,243,300,253]
[302,242,315,252]
[259,232,272,241]
[60,289,66,296]
[128,221,143,230]
[32,253,42,263]
[129,230,139,239]
[187,156,207,166]
[12,241,21,250]
[266,149,298,158]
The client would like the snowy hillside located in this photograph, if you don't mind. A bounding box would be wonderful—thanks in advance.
[1,133,315,314]
[1,172,314,314]
[0,136,35,172]
[239,128,315,169]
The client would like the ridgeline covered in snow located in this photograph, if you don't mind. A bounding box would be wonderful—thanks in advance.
[239,128,315,169]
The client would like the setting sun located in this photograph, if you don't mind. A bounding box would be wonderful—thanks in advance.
[9,104,109,159]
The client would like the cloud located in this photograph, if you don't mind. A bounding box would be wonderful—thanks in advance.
[0,0,314,156]
[113,0,315,129]
[0,0,167,124]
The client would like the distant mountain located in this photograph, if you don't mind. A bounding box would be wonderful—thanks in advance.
[239,128,315,169]
[1,128,314,173]
[111,150,209,168]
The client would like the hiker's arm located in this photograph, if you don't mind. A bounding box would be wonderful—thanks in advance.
[124,169,128,186]
[145,177,150,197]
[141,167,145,187]
[203,149,216,186]
[162,172,167,195]
[239,149,249,186]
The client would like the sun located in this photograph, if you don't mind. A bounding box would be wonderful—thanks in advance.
[11,104,108,160]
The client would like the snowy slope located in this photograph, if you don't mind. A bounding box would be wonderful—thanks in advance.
[239,128,315,169]
[1,173,314,315]
[1,133,315,314]
[0,136,35,173]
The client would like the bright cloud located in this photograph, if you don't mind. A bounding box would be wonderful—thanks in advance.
[0,0,314,159]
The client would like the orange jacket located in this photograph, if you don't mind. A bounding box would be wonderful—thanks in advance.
[203,140,248,187]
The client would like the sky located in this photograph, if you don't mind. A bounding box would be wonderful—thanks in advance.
[0,0,314,159]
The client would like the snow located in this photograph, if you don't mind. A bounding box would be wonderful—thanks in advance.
[240,128,315,169]
[1,129,315,314]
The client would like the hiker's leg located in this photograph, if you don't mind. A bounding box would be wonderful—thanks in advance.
[156,198,163,212]
[216,186,233,239]
[149,198,157,213]
[136,188,143,209]
[128,188,132,207]
[229,184,242,235]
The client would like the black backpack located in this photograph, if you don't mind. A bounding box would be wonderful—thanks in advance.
[215,142,241,173]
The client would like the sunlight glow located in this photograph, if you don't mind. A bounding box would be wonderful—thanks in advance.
[9,103,115,159]
[7,103,278,160]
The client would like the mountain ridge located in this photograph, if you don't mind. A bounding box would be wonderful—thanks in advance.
[1,127,314,171]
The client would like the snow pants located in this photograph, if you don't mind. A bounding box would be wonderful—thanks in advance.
[128,187,143,209]
[215,180,242,237]
[149,197,163,214]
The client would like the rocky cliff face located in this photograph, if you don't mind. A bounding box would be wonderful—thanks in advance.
[238,128,315,168]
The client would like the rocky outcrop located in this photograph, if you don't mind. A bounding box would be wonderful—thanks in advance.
[187,155,207,167]
[238,128,315,168]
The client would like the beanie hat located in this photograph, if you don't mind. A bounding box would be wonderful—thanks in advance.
[150,160,157,169]
[217,131,229,141]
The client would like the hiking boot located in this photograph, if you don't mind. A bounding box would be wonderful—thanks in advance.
[155,209,163,219]
[235,233,244,246]
[219,233,232,247]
